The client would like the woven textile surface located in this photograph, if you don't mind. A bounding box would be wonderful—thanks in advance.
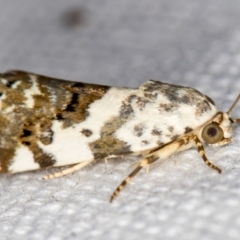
[0,1,240,239]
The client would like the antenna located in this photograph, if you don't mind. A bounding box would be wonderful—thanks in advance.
[227,94,240,116]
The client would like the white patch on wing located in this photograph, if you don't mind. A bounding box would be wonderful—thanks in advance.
[0,93,6,111]
[38,87,137,166]
[38,120,94,166]
[116,89,218,152]
[1,78,8,85]
[11,80,21,89]
[3,105,15,114]
[9,145,40,173]
[23,75,42,108]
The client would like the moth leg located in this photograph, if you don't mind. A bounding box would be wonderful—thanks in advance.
[110,158,150,202]
[215,137,232,146]
[230,118,240,124]
[110,164,142,202]
[110,138,191,202]
[145,165,151,174]
[43,159,94,180]
[104,155,124,163]
[193,136,222,173]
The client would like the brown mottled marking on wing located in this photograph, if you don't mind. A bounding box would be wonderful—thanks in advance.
[56,82,110,128]
[184,127,193,134]
[159,103,179,112]
[170,134,180,141]
[151,128,162,136]
[0,72,30,107]
[90,116,131,159]
[143,80,215,116]
[81,128,93,137]
[0,72,35,171]
[89,94,145,159]
[0,148,15,173]
[38,119,54,145]
[19,120,55,168]
[0,70,110,171]
[133,123,145,137]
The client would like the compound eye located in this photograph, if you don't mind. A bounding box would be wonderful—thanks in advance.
[202,123,224,144]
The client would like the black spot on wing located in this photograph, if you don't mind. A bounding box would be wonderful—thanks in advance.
[56,113,64,120]
[151,128,162,136]
[142,140,149,145]
[65,93,79,112]
[20,129,32,138]
[72,82,84,88]
[3,80,16,88]
[159,103,179,112]
[171,134,180,140]
[185,127,193,134]
[143,81,215,115]
[181,95,191,104]
[81,128,92,137]
[133,124,145,137]
[22,141,31,146]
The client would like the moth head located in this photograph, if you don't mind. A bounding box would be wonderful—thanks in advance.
[200,94,240,146]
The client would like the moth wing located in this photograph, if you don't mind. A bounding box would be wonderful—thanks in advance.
[0,71,111,172]
[114,80,218,154]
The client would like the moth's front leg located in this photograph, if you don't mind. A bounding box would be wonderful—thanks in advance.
[110,133,224,202]
[193,136,222,173]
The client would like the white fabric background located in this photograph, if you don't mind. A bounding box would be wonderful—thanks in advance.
[0,0,240,239]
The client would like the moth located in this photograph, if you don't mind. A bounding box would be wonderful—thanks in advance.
[0,70,239,202]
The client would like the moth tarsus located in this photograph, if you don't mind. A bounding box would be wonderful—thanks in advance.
[0,70,239,202]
